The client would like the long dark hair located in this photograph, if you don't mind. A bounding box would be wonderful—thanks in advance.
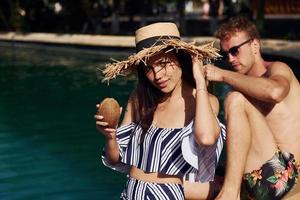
[134,48,195,137]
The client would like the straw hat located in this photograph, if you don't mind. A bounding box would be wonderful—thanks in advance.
[102,22,220,82]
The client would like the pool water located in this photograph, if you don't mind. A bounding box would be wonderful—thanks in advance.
[0,42,136,199]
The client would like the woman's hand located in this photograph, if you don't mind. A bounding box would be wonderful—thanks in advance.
[95,104,122,140]
[192,56,206,84]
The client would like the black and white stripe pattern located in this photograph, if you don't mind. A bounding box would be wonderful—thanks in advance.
[117,121,196,176]
[120,177,184,200]
[102,120,226,182]
[196,123,226,182]
[182,122,226,182]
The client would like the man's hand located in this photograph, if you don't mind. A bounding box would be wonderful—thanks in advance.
[204,64,225,82]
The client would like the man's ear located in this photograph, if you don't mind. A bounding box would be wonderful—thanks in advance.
[252,38,260,54]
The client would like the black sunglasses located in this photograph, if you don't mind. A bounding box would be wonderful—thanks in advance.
[221,38,253,60]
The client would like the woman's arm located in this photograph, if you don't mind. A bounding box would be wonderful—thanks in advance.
[95,91,136,165]
[192,58,221,146]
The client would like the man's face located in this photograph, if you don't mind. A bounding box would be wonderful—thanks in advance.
[220,32,255,74]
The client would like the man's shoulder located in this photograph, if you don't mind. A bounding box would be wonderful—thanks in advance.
[267,61,293,77]
[268,61,290,71]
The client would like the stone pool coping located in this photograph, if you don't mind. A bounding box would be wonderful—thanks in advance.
[0,32,299,60]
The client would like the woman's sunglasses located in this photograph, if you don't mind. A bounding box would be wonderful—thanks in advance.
[221,38,253,60]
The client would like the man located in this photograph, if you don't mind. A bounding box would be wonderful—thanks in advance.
[204,16,300,199]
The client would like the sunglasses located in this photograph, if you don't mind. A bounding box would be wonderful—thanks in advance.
[221,38,253,60]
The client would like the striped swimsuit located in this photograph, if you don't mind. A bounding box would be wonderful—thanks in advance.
[102,120,226,200]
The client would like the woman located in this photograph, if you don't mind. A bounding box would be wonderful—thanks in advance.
[95,22,226,199]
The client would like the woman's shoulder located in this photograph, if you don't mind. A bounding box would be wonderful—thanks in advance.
[120,89,139,125]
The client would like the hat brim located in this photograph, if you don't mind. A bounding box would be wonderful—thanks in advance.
[102,38,220,82]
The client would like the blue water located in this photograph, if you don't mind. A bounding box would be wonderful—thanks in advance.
[0,42,136,199]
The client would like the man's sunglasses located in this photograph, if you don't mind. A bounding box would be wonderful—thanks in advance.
[221,38,253,60]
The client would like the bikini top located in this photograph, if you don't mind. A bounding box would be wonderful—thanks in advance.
[102,120,226,182]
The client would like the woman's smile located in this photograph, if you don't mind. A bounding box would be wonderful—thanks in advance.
[156,79,169,88]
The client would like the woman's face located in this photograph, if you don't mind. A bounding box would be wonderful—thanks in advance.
[144,51,182,93]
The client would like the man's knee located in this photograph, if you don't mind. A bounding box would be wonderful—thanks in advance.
[224,91,247,112]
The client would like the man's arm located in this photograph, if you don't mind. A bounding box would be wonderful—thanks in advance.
[205,62,292,103]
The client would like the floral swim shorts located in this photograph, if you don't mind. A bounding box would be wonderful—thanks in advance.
[241,150,300,200]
